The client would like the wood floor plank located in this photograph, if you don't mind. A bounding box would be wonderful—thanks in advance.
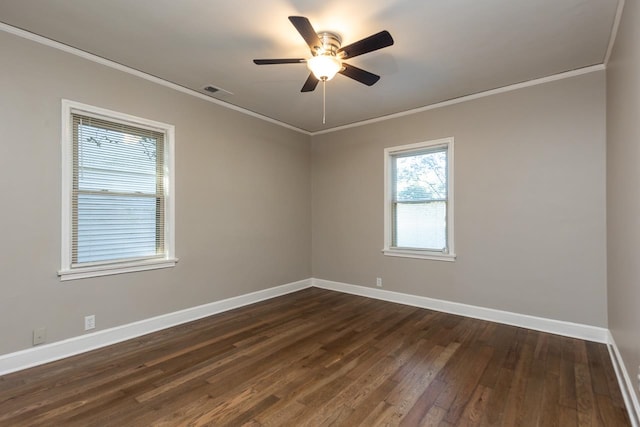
[560,405,579,427]
[519,356,545,426]
[362,343,452,425]
[0,288,631,426]
[575,362,598,426]
[457,384,492,426]
[480,367,514,427]
[538,370,561,427]
[546,334,564,377]
[421,405,448,425]
[398,378,446,426]
[560,358,579,409]
[342,376,400,425]
[441,345,493,424]
[595,393,632,427]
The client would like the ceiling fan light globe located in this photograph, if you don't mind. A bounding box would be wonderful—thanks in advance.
[307,55,342,81]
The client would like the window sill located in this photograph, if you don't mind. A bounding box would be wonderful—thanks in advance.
[382,248,456,262]
[58,258,178,281]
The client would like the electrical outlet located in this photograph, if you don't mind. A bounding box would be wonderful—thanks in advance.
[84,315,95,331]
[376,277,383,287]
[32,328,46,345]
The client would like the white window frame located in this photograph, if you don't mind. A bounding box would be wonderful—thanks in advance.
[383,137,455,261]
[59,99,177,280]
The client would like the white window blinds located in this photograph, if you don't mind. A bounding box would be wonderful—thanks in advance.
[71,113,165,265]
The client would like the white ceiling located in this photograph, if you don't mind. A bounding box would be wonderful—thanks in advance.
[0,0,621,133]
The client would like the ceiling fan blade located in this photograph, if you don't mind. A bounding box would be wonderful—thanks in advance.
[301,73,319,92]
[339,63,380,86]
[338,30,394,59]
[253,58,306,65]
[289,16,322,51]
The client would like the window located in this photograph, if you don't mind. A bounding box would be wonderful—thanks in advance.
[60,100,176,280]
[383,137,455,261]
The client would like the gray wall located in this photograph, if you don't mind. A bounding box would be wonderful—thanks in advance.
[0,24,613,359]
[0,31,311,355]
[311,72,607,327]
[607,0,640,408]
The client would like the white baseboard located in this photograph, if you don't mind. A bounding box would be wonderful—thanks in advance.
[0,277,620,387]
[1,276,636,423]
[312,278,609,343]
[607,331,640,427]
[0,278,312,376]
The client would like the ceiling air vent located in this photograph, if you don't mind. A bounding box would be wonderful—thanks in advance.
[201,85,233,97]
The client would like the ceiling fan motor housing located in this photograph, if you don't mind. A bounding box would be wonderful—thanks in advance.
[314,32,342,56]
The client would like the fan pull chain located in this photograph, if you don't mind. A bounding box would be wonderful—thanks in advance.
[322,79,326,124]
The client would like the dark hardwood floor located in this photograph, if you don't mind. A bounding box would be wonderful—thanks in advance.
[0,288,631,426]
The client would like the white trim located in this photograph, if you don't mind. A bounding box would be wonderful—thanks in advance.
[165,120,176,264]
[2,277,635,423]
[0,279,312,376]
[63,100,176,132]
[312,278,609,343]
[0,22,605,136]
[604,0,626,66]
[383,137,455,261]
[311,64,606,136]
[382,249,456,261]
[60,100,72,271]
[0,22,309,136]
[58,258,179,281]
[0,278,622,383]
[60,99,177,280]
[607,331,640,427]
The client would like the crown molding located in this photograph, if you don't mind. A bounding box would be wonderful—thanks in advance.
[311,64,606,135]
[604,0,626,65]
[0,22,607,137]
[0,22,311,136]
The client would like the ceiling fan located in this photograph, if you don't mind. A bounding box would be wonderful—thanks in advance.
[253,16,394,93]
